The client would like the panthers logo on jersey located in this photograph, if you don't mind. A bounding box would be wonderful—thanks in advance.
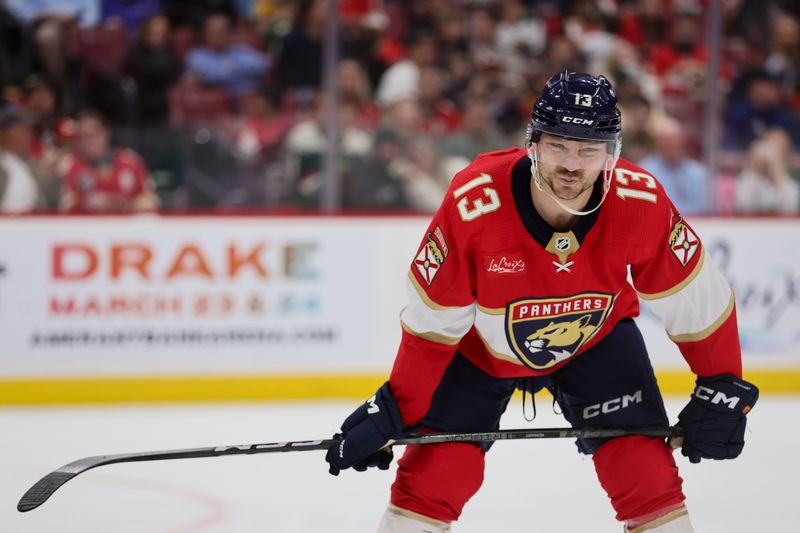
[505,293,614,370]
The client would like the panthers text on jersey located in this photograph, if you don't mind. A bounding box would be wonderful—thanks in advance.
[390,148,742,426]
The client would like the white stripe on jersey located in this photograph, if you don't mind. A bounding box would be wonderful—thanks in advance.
[400,272,475,345]
[475,307,523,364]
[638,248,733,341]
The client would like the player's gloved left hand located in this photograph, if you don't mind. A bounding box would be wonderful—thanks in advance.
[325,381,404,476]
[676,374,758,463]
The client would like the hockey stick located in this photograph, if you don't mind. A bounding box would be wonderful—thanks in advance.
[18,425,681,513]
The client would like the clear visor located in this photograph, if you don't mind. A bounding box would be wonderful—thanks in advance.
[533,133,616,175]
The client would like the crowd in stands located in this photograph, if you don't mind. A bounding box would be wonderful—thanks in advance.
[0,0,798,214]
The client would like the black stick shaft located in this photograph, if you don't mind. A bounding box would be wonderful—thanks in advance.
[18,426,681,513]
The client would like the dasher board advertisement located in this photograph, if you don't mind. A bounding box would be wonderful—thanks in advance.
[0,216,797,378]
[0,215,424,377]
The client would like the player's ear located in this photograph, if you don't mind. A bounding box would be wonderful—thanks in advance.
[526,143,537,161]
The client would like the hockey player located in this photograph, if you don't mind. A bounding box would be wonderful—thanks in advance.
[325,71,758,532]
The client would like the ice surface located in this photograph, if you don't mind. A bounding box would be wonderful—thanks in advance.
[1,396,796,532]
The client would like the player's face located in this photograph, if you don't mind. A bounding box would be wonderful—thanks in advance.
[535,134,608,201]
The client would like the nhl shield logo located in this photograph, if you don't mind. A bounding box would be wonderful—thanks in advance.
[505,293,614,370]
[555,236,571,252]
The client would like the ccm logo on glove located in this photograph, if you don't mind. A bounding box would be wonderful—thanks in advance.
[693,384,753,413]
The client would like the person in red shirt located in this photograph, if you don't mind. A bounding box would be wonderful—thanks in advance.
[324,72,758,532]
[60,109,157,213]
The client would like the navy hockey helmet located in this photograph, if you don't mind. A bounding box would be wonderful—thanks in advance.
[527,70,622,146]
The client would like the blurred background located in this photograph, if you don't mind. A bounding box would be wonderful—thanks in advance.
[1,0,798,214]
[1,1,799,530]
[0,1,798,401]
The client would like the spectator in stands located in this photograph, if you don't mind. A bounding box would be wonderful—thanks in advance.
[564,0,620,77]
[466,5,502,78]
[4,0,100,28]
[0,4,34,88]
[619,93,655,164]
[18,76,70,201]
[101,0,162,36]
[724,69,800,150]
[185,13,270,98]
[276,0,325,94]
[125,15,181,128]
[160,0,237,28]
[537,35,586,77]
[495,0,546,65]
[436,10,468,57]
[227,88,293,159]
[616,0,668,52]
[345,128,445,212]
[19,76,63,157]
[647,7,733,98]
[125,15,184,205]
[60,109,157,212]
[417,65,461,138]
[441,93,507,164]
[640,118,712,214]
[283,97,372,208]
[4,0,100,108]
[734,129,799,214]
[0,108,48,212]
[442,51,473,107]
[603,40,663,111]
[375,30,438,108]
[337,59,380,132]
[765,11,800,104]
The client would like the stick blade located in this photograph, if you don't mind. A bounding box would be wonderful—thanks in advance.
[18,471,77,512]
[18,455,111,512]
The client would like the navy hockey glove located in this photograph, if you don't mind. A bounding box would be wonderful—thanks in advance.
[325,381,404,476]
[676,374,758,463]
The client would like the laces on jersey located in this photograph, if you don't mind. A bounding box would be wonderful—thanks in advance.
[551,387,563,416]
[520,377,564,421]
[521,382,537,422]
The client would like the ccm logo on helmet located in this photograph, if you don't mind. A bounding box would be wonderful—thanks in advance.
[561,116,595,125]
[583,390,642,419]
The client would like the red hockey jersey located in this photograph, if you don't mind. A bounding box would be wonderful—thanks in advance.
[390,148,742,426]
[61,148,154,213]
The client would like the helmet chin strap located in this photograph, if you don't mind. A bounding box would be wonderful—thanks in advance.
[527,144,616,217]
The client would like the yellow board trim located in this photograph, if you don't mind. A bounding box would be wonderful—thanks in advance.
[0,369,797,405]
[0,374,387,405]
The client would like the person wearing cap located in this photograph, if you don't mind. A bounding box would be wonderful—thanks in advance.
[322,71,757,532]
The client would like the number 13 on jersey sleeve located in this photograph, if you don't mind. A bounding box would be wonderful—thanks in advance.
[454,173,502,222]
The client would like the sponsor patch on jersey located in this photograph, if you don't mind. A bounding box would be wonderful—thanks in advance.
[485,254,526,275]
[414,228,449,285]
[505,293,614,370]
[668,216,700,267]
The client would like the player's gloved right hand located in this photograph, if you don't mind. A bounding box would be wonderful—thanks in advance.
[676,374,758,463]
[325,381,404,476]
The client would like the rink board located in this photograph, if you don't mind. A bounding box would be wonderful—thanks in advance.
[0,215,798,403]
